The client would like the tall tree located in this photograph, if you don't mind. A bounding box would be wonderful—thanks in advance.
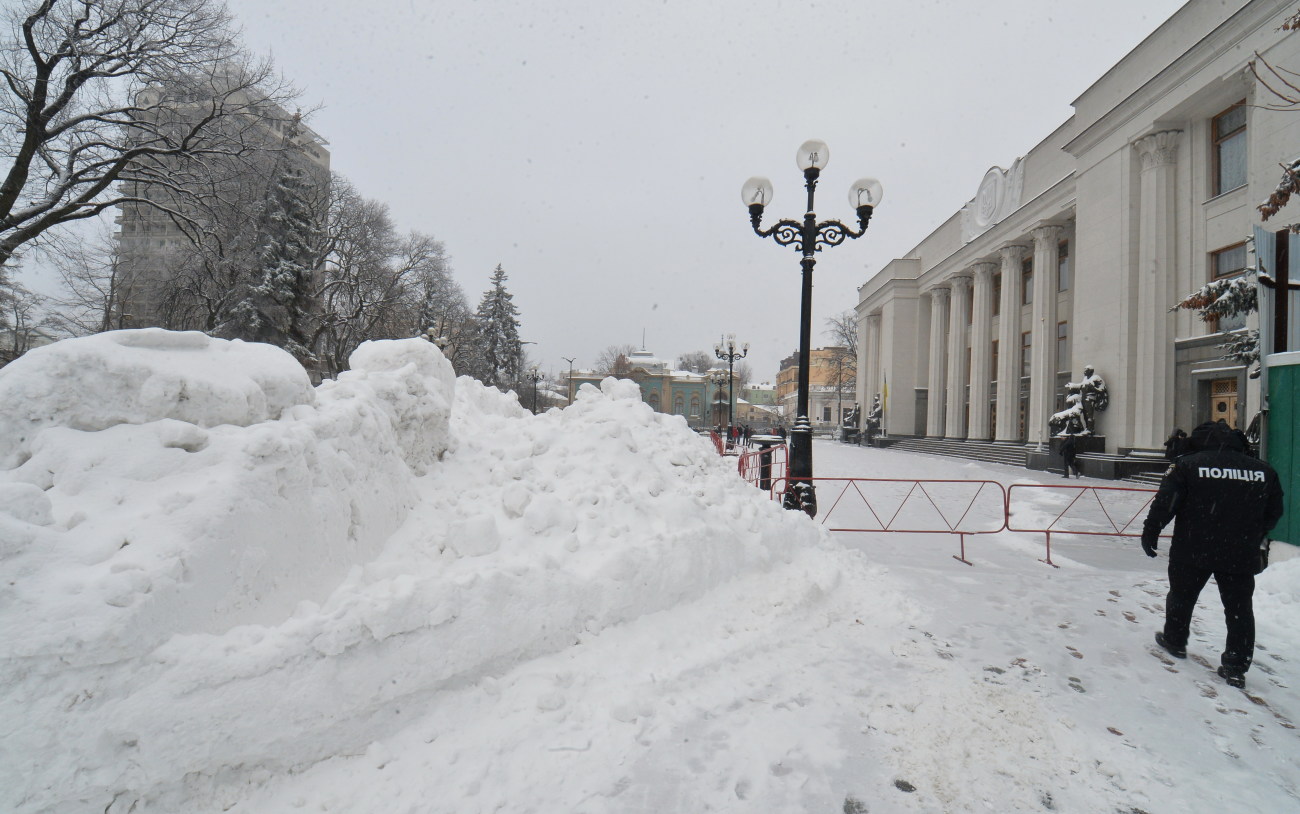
[471,264,522,390]
[824,310,859,393]
[595,343,637,375]
[0,0,299,270]
[219,161,323,362]
[676,350,713,374]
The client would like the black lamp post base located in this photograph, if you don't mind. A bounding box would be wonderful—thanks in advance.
[783,416,817,518]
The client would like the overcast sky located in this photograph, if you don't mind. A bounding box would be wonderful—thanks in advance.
[207,1,1188,381]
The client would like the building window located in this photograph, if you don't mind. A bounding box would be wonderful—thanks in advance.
[1208,242,1248,332]
[822,406,832,422]
[1057,240,1070,292]
[1022,258,1033,305]
[674,396,685,415]
[992,273,1001,316]
[1020,331,1032,378]
[1212,101,1247,195]
[1056,321,1069,371]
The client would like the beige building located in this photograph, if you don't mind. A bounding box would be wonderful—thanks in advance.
[778,347,856,429]
[857,0,1300,458]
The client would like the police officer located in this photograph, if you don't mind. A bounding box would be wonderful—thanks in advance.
[1141,421,1284,688]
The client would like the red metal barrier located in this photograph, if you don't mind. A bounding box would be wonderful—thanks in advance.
[1006,483,1171,567]
[772,477,1008,565]
[736,443,788,497]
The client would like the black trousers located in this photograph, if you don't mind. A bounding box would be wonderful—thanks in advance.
[1164,557,1255,671]
[1062,453,1081,477]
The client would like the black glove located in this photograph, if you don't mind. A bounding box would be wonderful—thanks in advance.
[1141,534,1158,558]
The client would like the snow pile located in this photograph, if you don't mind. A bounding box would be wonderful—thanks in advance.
[0,328,313,470]
[0,334,834,813]
[0,333,458,667]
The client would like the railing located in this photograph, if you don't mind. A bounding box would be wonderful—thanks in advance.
[736,443,788,498]
[735,474,1173,568]
[771,477,1008,565]
[1006,483,1170,567]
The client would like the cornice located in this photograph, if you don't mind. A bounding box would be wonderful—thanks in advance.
[1064,0,1288,158]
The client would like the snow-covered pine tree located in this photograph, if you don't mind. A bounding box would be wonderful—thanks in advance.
[221,166,322,362]
[471,264,522,390]
[1172,269,1260,377]
[413,247,476,372]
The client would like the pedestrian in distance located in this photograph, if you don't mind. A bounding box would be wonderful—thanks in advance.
[1163,428,1188,461]
[1059,435,1082,478]
[1140,420,1284,689]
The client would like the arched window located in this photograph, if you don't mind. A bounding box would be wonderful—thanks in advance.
[647,392,661,411]
[674,396,685,415]
[690,395,702,420]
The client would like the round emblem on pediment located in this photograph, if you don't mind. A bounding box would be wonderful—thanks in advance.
[974,168,1005,228]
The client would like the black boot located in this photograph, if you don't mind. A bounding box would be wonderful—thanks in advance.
[1155,631,1186,659]
[1217,665,1246,689]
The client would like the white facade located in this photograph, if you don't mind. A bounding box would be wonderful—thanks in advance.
[857,0,1300,454]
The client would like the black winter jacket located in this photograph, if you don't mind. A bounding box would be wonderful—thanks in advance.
[1141,422,1284,574]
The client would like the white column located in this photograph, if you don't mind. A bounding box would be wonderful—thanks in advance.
[968,262,997,441]
[926,287,950,437]
[1028,225,1063,445]
[995,244,1028,442]
[1133,131,1181,450]
[945,276,972,439]
[865,313,882,405]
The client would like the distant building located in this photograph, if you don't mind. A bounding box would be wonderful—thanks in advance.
[777,347,856,428]
[569,349,734,427]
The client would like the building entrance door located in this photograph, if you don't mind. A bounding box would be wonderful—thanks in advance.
[1209,378,1238,429]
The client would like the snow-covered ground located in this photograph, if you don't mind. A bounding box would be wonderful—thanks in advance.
[2,331,1297,813]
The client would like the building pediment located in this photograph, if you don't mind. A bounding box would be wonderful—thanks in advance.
[960,159,1024,244]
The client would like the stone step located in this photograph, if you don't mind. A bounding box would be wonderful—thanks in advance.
[883,438,1028,468]
[1125,472,1166,487]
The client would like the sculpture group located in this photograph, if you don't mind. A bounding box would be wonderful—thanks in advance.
[1049,365,1108,436]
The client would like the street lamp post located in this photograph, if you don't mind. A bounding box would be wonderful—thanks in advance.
[708,369,730,429]
[743,140,882,517]
[527,366,543,414]
[714,334,748,432]
[562,356,576,405]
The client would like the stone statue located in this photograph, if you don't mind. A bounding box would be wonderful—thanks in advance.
[1049,387,1087,436]
[1052,365,1108,436]
[866,394,883,432]
[861,394,883,445]
[842,404,861,429]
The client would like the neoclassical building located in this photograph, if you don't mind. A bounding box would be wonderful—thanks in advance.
[856,0,1300,457]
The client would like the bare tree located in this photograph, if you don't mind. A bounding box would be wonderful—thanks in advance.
[734,360,753,390]
[304,177,465,378]
[595,343,637,375]
[1250,9,1300,227]
[676,350,713,374]
[0,0,302,270]
[824,310,858,394]
[0,278,50,365]
[44,226,123,333]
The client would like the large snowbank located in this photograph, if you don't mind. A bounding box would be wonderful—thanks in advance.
[0,333,829,813]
